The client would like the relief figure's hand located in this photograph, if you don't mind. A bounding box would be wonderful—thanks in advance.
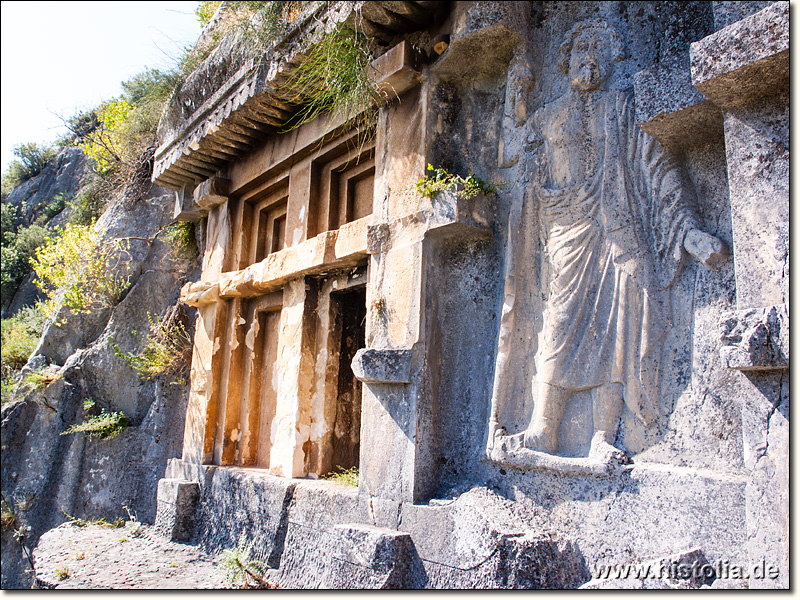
[684,229,729,269]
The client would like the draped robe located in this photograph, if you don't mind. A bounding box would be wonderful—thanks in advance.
[491,90,701,433]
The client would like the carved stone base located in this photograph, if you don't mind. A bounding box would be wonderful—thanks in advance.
[487,446,629,477]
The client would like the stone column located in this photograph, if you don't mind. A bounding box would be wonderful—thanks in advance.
[268,277,319,477]
[179,183,231,463]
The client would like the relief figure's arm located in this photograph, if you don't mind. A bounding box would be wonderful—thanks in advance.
[626,95,728,283]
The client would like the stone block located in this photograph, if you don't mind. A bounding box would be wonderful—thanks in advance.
[352,348,414,384]
[369,496,401,529]
[691,2,788,108]
[746,395,788,589]
[634,65,722,152]
[192,176,229,211]
[154,478,200,542]
[712,1,775,31]
[173,185,205,222]
[366,223,390,254]
[329,523,412,588]
[399,487,589,588]
[425,188,492,238]
[180,281,220,308]
[370,40,422,101]
[719,304,788,370]
[194,467,297,567]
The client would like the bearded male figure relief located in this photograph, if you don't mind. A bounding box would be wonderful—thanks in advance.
[494,20,727,465]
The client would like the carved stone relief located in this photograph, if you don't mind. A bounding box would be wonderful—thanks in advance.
[489,20,728,472]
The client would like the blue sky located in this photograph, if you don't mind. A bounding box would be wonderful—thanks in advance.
[1,1,203,171]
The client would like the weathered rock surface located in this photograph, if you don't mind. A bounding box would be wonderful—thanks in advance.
[1,186,200,588]
[4,0,789,590]
[2,147,86,227]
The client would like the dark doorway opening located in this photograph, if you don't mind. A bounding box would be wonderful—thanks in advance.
[329,286,367,472]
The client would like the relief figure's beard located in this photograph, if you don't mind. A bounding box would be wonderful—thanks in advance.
[571,60,606,91]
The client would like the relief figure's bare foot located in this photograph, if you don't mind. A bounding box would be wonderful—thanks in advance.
[522,427,557,454]
[589,432,629,465]
[496,431,525,452]
[495,426,557,454]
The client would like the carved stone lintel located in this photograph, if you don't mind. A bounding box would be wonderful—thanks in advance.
[426,188,492,238]
[634,65,723,153]
[370,40,422,102]
[719,304,788,371]
[173,184,205,222]
[352,348,413,384]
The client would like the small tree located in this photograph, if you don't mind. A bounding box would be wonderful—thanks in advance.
[31,224,130,319]
[12,142,56,179]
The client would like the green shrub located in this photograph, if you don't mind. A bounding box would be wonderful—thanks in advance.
[1,244,25,302]
[162,221,198,260]
[62,410,129,440]
[196,0,222,25]
[1,306,46,371]
[1,143,57,198]
[1,305,47,404]
[1,224,49,304]
[416,164,498,199]
[36,192,69,224]
[111,308,192,382]
[68,183,107,226]
[12,224,49,257]
[32,223,130,319]
[14,143,56,177]
[0,203,17,243]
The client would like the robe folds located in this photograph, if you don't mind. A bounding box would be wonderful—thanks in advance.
[491,90,701,434]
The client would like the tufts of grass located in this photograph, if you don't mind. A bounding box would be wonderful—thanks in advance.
[63,511,125,529]
[322,465,359,487]
[62,411,129,440]
[281,24,384,136]
[161,221,198,260]
[1,505,16,531]
[218,533,277,589]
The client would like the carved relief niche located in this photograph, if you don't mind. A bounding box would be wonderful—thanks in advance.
[309,141,375,237]
[212,292,283,467]
[227,178,290,271]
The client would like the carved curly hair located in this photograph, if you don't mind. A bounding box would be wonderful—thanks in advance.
[557,19,625,74]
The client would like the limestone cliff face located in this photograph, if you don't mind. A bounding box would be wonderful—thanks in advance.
[1,175,201,587]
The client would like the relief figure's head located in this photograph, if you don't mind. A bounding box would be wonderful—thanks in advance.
[558,20,624,91]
